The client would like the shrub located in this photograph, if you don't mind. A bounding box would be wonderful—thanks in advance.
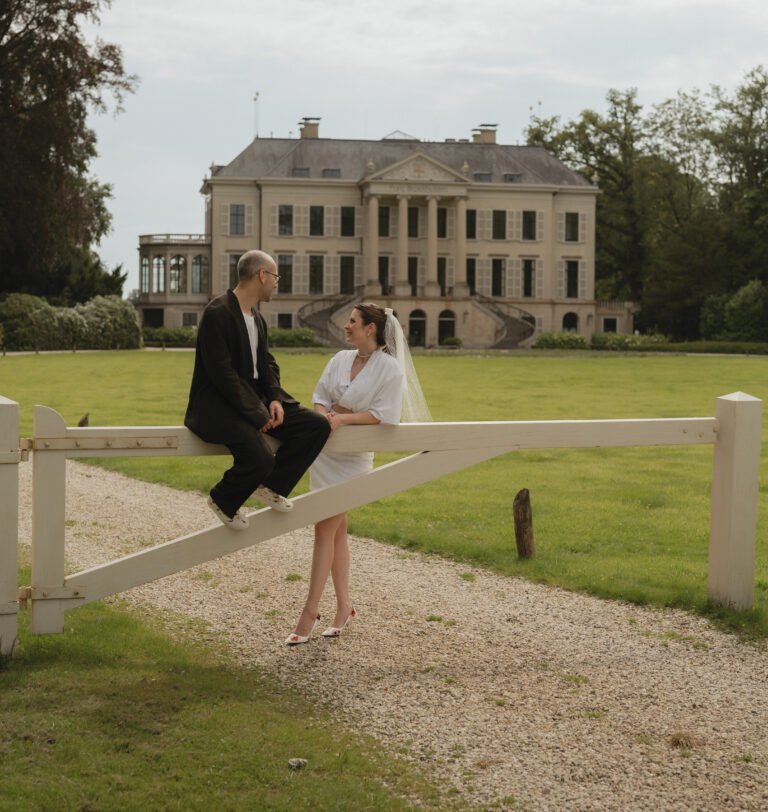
[591,332,668,350]
[75,296,142,349]
[534,331,587,349]
[143,327,197,347]
[268,328,317,347]
[0,293,58,350]
[440,335,462,347]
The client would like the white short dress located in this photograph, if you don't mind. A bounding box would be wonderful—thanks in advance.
[310,349,403,490]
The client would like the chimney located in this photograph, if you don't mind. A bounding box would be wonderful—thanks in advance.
[299,117,321,139]
[472,123,497,144]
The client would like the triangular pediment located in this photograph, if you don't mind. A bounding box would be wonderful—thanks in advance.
[368,152,467,183]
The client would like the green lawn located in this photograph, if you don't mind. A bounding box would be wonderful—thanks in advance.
[2,349,767,636]
[0,574,448,811]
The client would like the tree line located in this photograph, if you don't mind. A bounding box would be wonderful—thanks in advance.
[526,67,768,340]
[0,1,135,305]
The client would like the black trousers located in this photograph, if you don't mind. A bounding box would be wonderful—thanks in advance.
[211,402,330,518]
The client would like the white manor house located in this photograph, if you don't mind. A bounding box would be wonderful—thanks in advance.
[137,118,636,348]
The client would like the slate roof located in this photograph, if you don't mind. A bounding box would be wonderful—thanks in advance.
[211,137,591,187]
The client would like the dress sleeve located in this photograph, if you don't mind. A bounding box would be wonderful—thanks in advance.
[312,354,338,410]
[366,358,404,425]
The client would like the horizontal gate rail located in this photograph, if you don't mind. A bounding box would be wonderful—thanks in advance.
[0,391,760,651]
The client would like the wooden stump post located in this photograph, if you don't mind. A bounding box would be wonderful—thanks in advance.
[513,488,535,559]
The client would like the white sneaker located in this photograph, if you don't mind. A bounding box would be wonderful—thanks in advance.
[207,495,249,530]
[253,486,294,512]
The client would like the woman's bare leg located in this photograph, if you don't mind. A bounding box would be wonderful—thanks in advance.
[328,514,353,628]
[291,513,345,637]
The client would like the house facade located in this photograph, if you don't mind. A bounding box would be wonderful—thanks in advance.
[138,119,635,347]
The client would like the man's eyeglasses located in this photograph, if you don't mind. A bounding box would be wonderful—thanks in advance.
[262,270,280,282]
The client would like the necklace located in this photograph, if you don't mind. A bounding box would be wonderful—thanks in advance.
[357,349,375,360]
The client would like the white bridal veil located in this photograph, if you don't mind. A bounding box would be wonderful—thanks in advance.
[383,308,432,423]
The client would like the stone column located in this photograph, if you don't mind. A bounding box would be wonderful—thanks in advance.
[454,196,469,296]
[424,195,440,297]
[395,195,411,296]
[365,194,380,295]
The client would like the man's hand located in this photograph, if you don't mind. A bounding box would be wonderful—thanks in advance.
[262,400,285,432]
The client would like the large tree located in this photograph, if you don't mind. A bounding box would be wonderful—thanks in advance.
[0,0,135,302]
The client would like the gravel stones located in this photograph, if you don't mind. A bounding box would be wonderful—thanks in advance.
[16,461,768,811]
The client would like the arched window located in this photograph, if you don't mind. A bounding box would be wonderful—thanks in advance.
[191,255,209,294]
[562,312,579,332]
[409,309,427,347]
[438,309,456,345]
[169,255,186,293]
[151,256,166,293]
[140,256,150,293]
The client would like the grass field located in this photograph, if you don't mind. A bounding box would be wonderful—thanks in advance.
[0,571,448,811]
[1,348,767,637]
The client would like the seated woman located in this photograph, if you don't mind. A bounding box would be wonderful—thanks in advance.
[285,303,430,644]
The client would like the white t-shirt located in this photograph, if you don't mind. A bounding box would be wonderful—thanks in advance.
[242,312,259,379]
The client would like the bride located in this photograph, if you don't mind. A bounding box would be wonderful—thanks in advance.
[285,302,430,644]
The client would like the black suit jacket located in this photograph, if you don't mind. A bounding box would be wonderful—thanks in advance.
[184,290,296,443]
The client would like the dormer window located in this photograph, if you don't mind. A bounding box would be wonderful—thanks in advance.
[291,167,310,178]
[504,173,522,183]
[322,168,341,178]
[473,172,492,182]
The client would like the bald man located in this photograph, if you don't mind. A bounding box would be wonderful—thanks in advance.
[185,249,330,529]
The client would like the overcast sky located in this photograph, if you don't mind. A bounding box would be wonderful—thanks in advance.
[86,0,768,293]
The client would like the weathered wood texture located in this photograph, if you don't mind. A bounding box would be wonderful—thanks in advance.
[513,488,535,559]
[0,397,20,654]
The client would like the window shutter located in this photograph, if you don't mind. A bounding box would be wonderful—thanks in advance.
[510,259,522,298]
[221,205,229,236]
[326,255,339,294]
[510,211,521,241]
[477,258,491,296]
[294,255,309,294]
[390,209,398,239]
[536,316,543,334]
[267,312,277,328]
[446,256,455,291]
[447,207,455,239]
[419,207,427,238]
[556,212,565,242]
[327,206,340,237]
[354,207,363,237]
[245,205,254,236]
[536,211,544,242]
[220,255,228,292]
[354,255,363,286]
[295,205,309,237]
[579,261,587,299]
[478,210,492,241]
[269,205,278,237]
[417,256,426,287]
[579,213,587,243]
[390,256,397,282]
[557,260,566,297]
[536,259,544,298]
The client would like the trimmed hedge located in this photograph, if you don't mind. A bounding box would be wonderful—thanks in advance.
[142,326,319,348]
[143,327,197,347]
[534,332,588,349]
[0,293,141,351]
[591,332,668,350]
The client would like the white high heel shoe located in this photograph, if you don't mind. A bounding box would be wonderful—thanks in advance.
[285,615,320,646]
[321,607,357,638]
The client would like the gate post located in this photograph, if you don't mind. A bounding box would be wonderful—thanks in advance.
[0,397,20,655]
[708,392,762,609]
[31,406,68,633]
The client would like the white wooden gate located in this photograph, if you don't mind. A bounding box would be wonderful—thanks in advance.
[0,391,762,656]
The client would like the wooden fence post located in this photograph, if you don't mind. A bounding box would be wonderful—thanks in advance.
[0,397,20,655]
[513,488,535,558]
[708,392,762,610]
[31,406,69,634]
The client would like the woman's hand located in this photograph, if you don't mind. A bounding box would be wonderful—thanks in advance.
[326,410,343,432]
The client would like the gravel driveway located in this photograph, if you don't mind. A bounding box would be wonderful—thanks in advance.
[17,460,768,811]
